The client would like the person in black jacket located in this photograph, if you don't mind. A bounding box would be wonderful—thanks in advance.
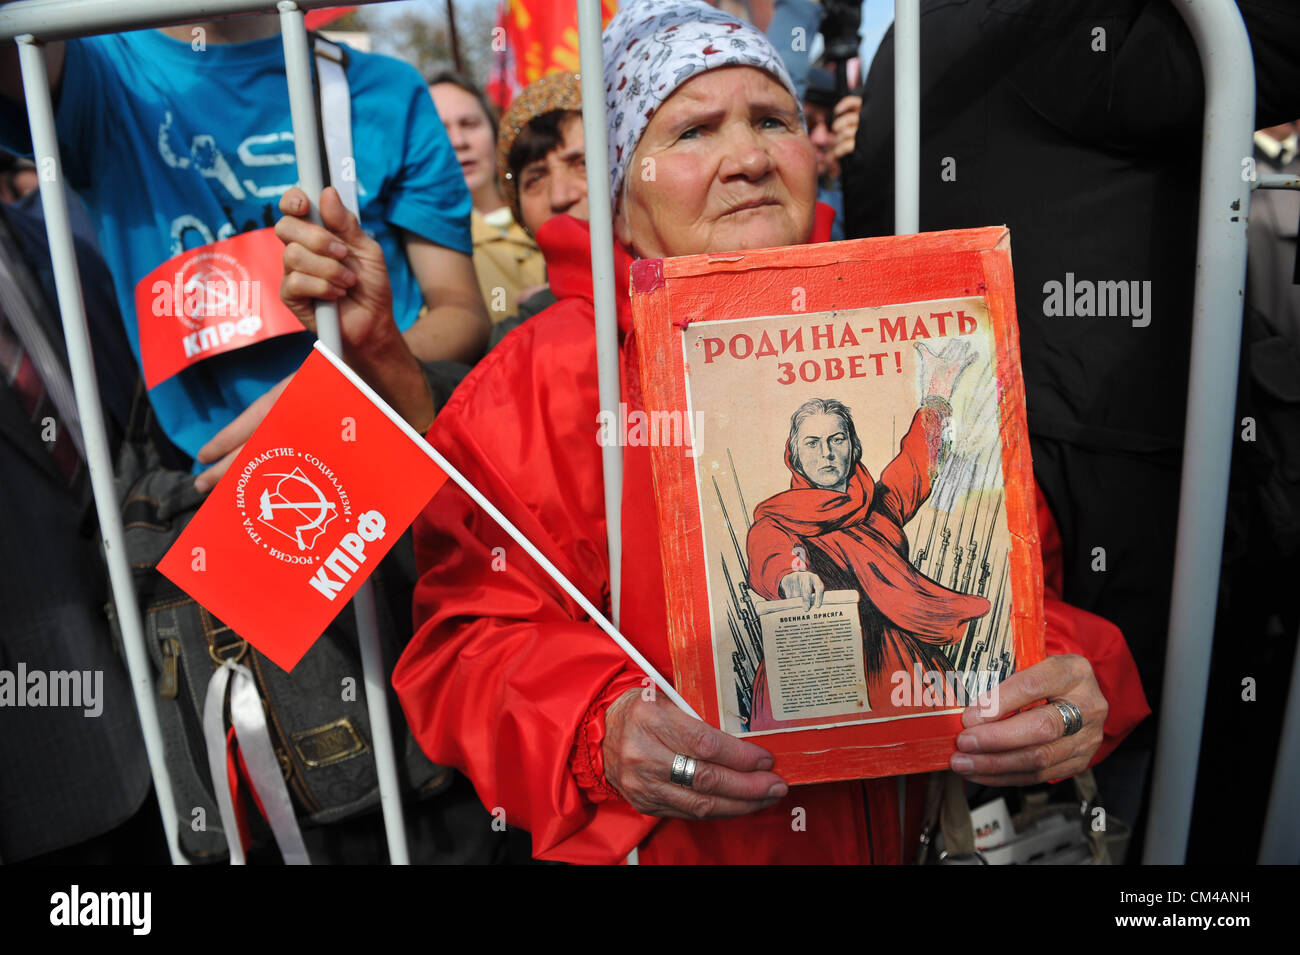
[0,199,172,863]
[841,0,1300,862]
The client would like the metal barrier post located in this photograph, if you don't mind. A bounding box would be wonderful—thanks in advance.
[576,0,632,865]
[893,0,920,235]
[578,0,622,630]
[1144,0,1256,864]
[278,0,409,866]
[15,32,186,865]
[892,0,922,843]
[0,0,348,42]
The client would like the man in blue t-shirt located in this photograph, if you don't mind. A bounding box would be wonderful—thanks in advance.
[0,15,489,480]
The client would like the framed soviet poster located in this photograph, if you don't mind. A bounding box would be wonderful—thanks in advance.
[629,226,1046,785]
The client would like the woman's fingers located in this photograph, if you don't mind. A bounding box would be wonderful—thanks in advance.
[961,654,1085,727]
[278,269,347,318]
[275,217,351,263]
[654,701,775,774]
[780,571,826,611]
[618,741,785,819]
[275,187,367,261]
[193,446,241,495]
[195,376,290,470]
[282,240,356,291]
[951,654,1108,784]
[958,700,1068,754]
[279,185,310,216]
[953,724,1097,785]
[953,707,1097,772]
[634,781,783,821]
[958,756,1094,790]
[316,185,366,241]
[602,690,787,820]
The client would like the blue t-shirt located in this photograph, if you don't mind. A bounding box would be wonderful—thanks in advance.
[0,30,471,461]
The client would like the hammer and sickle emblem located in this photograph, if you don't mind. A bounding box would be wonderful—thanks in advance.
[258,468,337,550]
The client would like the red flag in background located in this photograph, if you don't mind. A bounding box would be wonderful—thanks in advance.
[159,345,447,672]
[305,7,358,30]
[488,0,617,110]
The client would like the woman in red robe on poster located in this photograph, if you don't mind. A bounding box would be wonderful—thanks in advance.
[746,351,991,728]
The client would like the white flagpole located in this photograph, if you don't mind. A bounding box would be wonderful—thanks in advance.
[15,33,186,865]
[278,1,410,866]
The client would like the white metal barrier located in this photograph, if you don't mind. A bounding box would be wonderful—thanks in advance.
[1,0,409,866]
[1143,0,1255,864]
[1,0,1295,866]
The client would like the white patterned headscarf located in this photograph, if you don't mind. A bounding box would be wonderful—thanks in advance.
[602,0,801,212]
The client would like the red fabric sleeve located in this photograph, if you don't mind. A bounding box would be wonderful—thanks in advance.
[746,517,803,601]
[876,406,946,527]
[569,668,646,803]
[1036,486,1151,765]
[392,311,659,864]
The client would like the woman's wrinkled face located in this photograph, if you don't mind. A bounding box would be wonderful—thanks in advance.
[615,66,817,259]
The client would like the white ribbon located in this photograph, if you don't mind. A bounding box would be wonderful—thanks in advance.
[315,39,359,217]
[202,659,311,865]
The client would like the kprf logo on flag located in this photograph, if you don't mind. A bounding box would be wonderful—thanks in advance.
[134,228,307,388]
[159,344,446,671]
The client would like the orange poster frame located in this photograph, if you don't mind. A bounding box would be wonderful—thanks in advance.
[629,226,1045,785]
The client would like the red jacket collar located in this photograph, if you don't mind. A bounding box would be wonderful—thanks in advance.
[811,200,836,243]
[536,214,637,334]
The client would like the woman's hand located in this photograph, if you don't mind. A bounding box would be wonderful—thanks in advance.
[950,654,1108,786]
[602,689,788,819]
[275,186,437,432]
[275,185,398,359]
[917,338,976,402]
[779,570,825,610]
[194,375,291,492]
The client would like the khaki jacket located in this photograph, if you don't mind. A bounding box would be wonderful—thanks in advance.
[471,209,546,323]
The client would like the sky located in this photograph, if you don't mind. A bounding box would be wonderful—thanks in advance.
[358,0,898,76]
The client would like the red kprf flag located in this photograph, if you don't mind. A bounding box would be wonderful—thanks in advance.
[159,344,447,671]
[134,228,308,388]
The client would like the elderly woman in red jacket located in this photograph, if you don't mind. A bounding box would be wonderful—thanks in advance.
[276,0,1148,863]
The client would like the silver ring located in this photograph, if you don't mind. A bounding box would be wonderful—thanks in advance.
[1054,700,1084,738]
[669,753,698,788]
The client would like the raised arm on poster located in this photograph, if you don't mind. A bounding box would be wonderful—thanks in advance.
[630,225,1046,785]
[158,343,694,717]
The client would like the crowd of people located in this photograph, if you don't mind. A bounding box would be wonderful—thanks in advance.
[0,0,1296,866]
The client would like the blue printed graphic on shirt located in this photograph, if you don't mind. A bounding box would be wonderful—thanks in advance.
[0,29,470,461]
